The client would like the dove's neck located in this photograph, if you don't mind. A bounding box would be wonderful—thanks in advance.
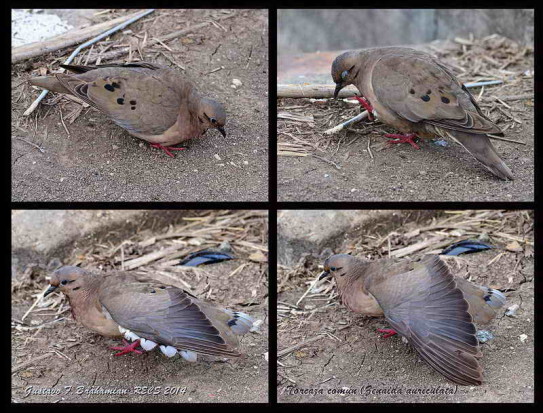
[66,274,122,337]
[337,261,384,316]
[167,91,208,143]
[67,274,103,320]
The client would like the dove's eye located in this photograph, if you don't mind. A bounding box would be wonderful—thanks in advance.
[61,280,68,285]
[205,114,217,124]
[330,266,337,271]
[340,70,349,80]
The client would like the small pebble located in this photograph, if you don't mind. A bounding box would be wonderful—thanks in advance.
[476,330,494,343]
[506,304,519,317]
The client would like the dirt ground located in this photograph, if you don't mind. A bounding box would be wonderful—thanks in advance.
[12,210,269,403]
[12,9,268,202]
[277,37,533,202]
[277,210,534,403]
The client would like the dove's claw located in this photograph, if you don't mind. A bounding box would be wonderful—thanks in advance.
[352,95,375,121]
[150,143,186,158]
[377,328,398,339]
[111,339,143,356]
[384,133,420,150]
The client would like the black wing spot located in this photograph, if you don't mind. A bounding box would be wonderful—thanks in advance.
[131,107,136,110]
[130,100,137,105]
[150,289,156,294]
[104,84,115,92]
[409,88,415,94]
[426,89,432,95]
[117,98,125,105]
[421,95,431,102]
[441,96,450,104]
[228,319,237,326]
[112,82,121,89]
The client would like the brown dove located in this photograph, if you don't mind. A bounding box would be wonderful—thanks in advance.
[331,47,514,180]
[319,254,506,385]
[29,62,226,158]
[44,266,254,361]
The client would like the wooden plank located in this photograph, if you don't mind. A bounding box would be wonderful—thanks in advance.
[12,11,146,63]
[278,83,358,99]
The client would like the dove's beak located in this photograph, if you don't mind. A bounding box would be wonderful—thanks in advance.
[319,270,331,280]
[333,83,344,99]
[218,126,226,138]
[44,285,58,297]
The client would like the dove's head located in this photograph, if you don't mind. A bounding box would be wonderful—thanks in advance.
[331,51,360,99]
[45,266,91,298]
[319,254,360,289]
[199,98,227,138]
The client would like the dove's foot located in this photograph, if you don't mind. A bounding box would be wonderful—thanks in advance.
[384,133,420,150]
[377,328,398,339]
[150,143,186,158]
[111,339,143,356]
[352,95,374,121]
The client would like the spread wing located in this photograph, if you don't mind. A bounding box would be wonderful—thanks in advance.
[99,278,240,357]
[365,255,483,385]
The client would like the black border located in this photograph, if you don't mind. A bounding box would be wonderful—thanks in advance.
[8,2,541,410]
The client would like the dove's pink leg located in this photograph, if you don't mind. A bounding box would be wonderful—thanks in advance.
[377,328,398,339]
[150,143,186,158]
[352,96,374,121]
[111,339,143,356]
[384,133,420,150]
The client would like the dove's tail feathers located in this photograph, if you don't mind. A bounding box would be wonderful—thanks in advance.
[28,76,68,94]
[481,287,507,309]
[225,310,254,335]
[455,276,506,324]
[446,131,514,181]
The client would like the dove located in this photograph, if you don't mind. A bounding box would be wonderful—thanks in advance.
[319,254,506,385]
[331,47,514,180]
[44,266,254,360]
[28,62,226,157]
